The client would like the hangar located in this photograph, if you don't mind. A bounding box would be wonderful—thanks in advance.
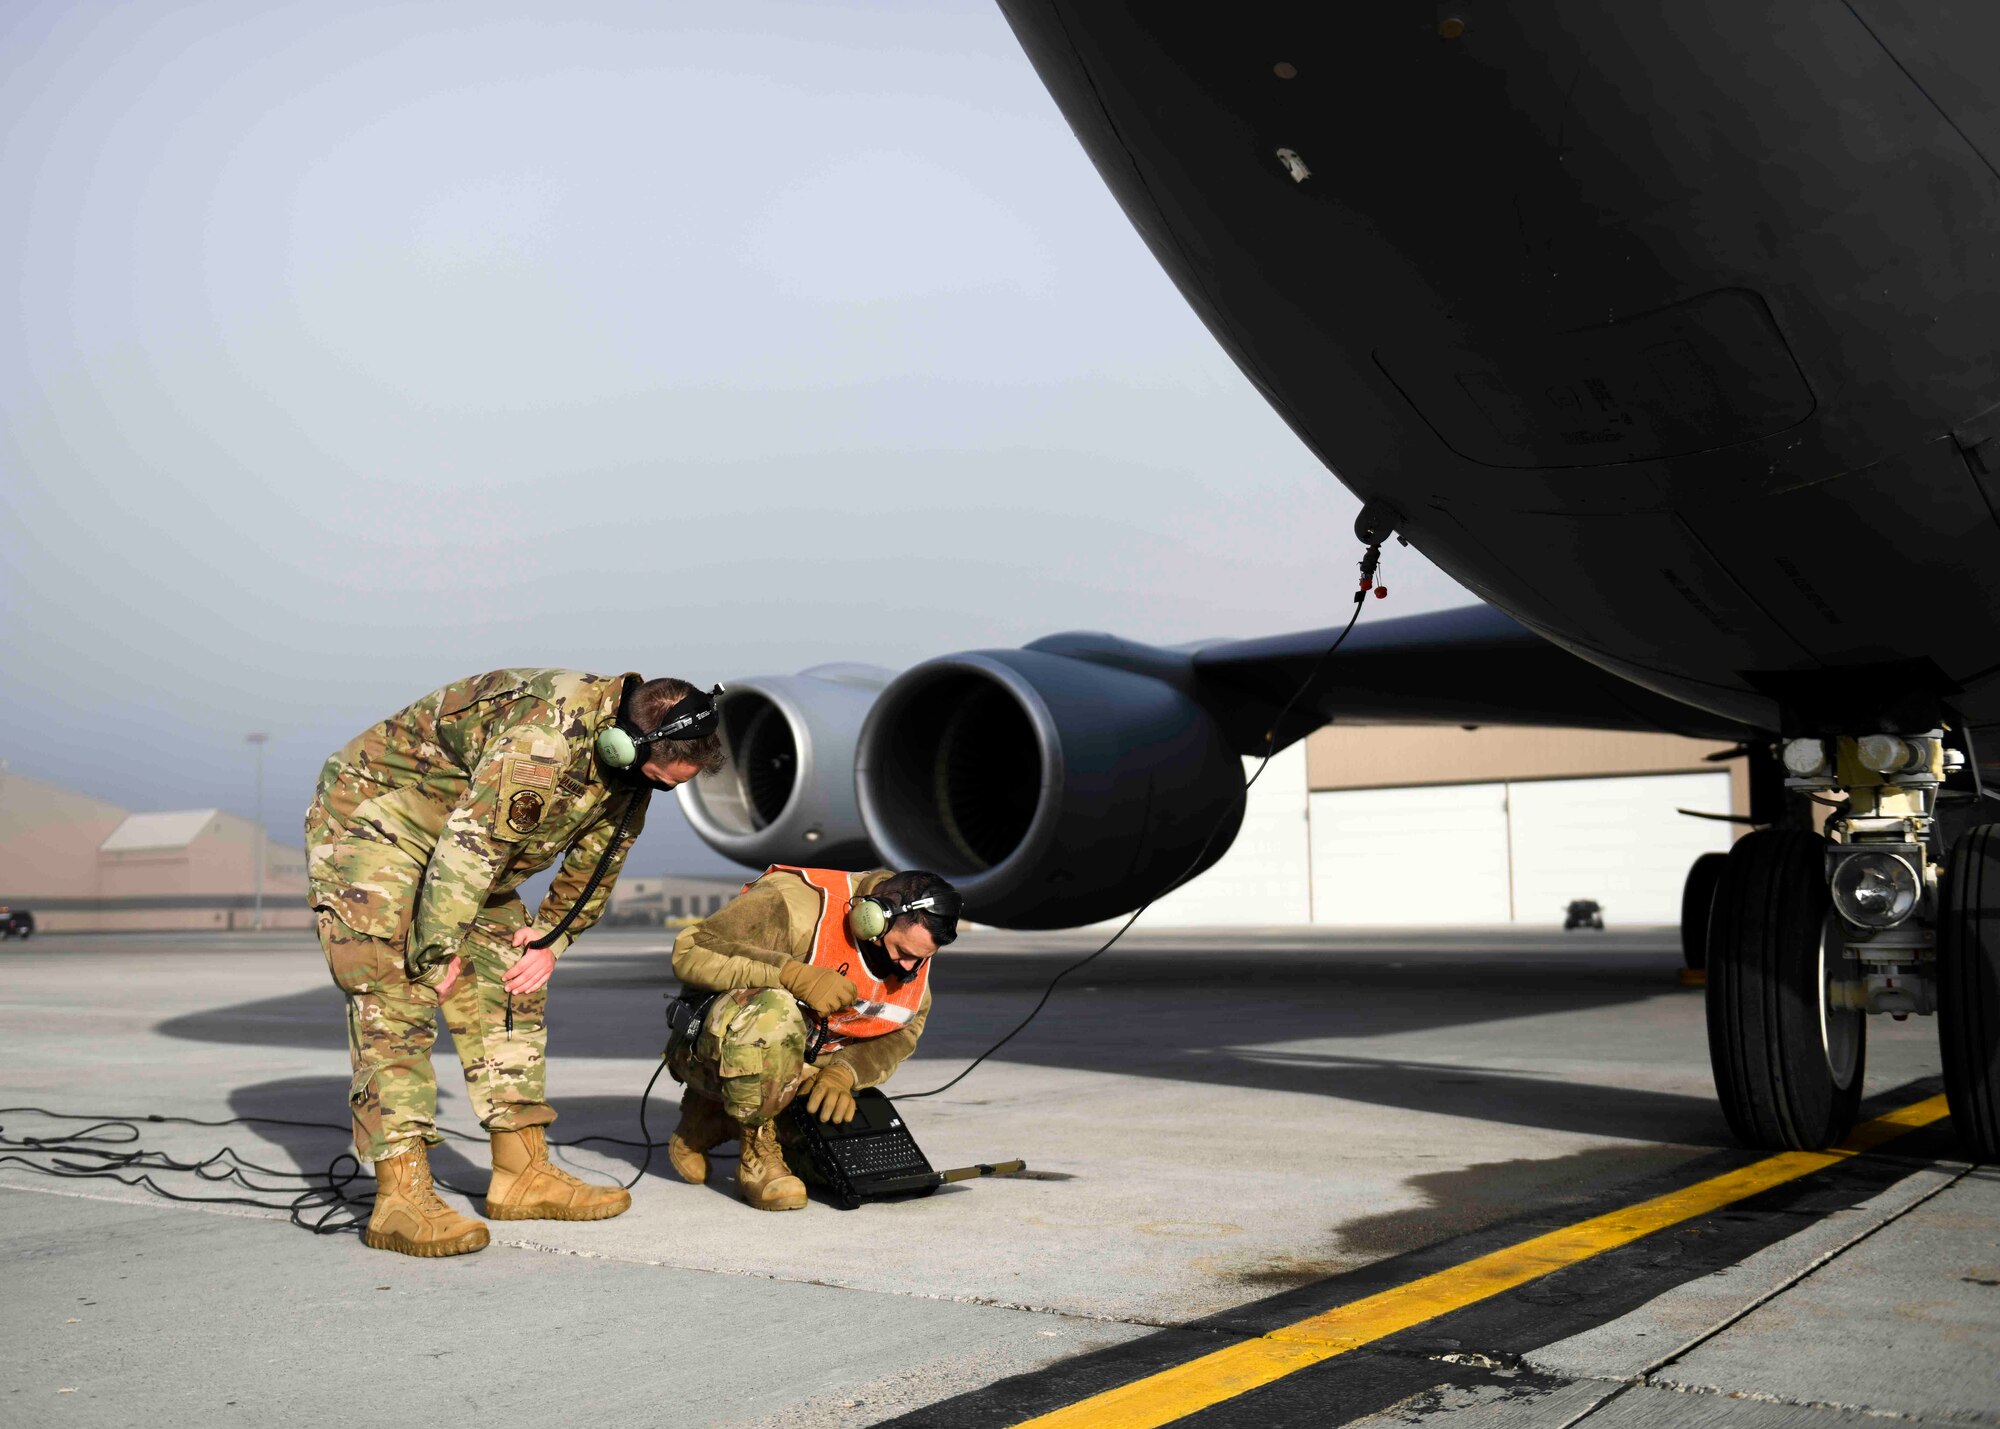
[0,771,308,933]
[1147,725,1742,928]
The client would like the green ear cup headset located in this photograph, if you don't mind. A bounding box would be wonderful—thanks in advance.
[596,684,722,771]
[847,888,962,945]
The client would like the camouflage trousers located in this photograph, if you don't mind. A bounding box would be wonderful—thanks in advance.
[669,988,808,1127]
[315,897,554,1163]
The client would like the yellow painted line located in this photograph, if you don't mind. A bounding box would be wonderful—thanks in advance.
[1016,1095,1949,1429]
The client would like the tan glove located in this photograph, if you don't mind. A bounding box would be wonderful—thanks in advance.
[803,1061,858,1124]
[778,960,857,1016]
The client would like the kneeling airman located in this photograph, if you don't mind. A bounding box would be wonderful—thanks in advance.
[666,865,961,1209]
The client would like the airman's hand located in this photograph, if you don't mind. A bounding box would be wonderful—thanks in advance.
[778,960,858,1015]
[803,1061,858,1124]
[434,955,466,1001]
[504,926,557,994]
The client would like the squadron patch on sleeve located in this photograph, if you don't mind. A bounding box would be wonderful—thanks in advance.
[508,789,546,833]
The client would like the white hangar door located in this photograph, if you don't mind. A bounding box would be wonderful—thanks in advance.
[1506,771,1734,926]
[1308,772,1734,926]
[1308,783,1513,925]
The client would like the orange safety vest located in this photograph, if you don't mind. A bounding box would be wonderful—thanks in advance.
[754,865,931,1053]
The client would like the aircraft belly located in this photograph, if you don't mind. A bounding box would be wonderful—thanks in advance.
[1419,505,1813,728]
[1691,435,2000,727]
[1374,288,1817,472]
[1841,0,2000,179]
[1001,0,2000,729]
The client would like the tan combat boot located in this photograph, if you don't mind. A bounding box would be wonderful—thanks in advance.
[486,1126,632,1221]
[364,1143,489,1257]
[735,1118,807,1211]
[667,1090,734,1185]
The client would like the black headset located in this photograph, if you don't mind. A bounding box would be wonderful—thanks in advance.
[595,684,722,771]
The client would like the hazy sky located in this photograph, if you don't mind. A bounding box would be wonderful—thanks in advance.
[1,0,1472,878]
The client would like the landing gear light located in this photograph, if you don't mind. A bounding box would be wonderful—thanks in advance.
[1828,849,1922,928]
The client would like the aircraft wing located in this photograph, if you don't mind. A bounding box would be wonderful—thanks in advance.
[1049,602,1757,755]
[679,602,1758,927]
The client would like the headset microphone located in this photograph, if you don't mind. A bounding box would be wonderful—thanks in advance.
[597,684,723,771]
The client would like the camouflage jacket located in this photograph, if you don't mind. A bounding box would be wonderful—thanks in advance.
[306,669,648,985]
[670,868,930,1090]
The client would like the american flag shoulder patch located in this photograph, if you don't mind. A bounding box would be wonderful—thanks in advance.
[510,757,557,791]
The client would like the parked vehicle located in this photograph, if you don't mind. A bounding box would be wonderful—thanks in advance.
[1563,899,1605,931]
[0,907,35,939]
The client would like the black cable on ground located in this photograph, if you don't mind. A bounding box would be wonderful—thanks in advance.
[554,1056,685,1189]
[0,1107,424,1234]
[900,568,1375,1100]
[0,1086,681,1231]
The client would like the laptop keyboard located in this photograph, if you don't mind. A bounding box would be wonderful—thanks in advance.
[831,1130,930,1180]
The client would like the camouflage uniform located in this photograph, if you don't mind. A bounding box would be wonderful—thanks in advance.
[668,868,929,1126]
[669,989,809,1126]
[306,669,648,1163]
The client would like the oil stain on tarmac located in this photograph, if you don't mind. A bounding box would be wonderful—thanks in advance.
[1200,1144,1714,1293]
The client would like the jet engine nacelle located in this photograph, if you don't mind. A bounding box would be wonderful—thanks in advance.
[676,665,888,870]
[855,650,1245,928]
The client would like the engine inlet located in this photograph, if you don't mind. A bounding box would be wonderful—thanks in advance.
[865,670,1041,876]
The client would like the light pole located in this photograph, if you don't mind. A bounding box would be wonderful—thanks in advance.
[245,733,269,931]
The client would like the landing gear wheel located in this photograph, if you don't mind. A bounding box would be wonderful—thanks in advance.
[1706,829,1865,1149]
[1680,851,1729,972]
[1939,823,2000,1161]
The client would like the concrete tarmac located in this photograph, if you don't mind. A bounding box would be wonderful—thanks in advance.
[0,926,1985,1426]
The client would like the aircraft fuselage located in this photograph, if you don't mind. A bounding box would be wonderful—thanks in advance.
[1000,0,2000,737]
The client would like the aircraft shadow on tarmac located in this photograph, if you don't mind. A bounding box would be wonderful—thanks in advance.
[184,944,1737,1149]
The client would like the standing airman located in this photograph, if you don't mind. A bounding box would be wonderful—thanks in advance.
[306,669,723,1256]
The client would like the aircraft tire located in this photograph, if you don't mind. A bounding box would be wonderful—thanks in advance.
[1680,851,1729,972]
[1706,829,1864,1150]
[1939,823,2000,1161]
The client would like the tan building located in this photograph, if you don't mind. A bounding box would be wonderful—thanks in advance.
[1147,726,1747,929]
[96,809,311,933]
[0,770,309,933]
[0,770,127,926]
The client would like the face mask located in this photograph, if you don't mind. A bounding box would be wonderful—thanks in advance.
[858,937,906,984]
